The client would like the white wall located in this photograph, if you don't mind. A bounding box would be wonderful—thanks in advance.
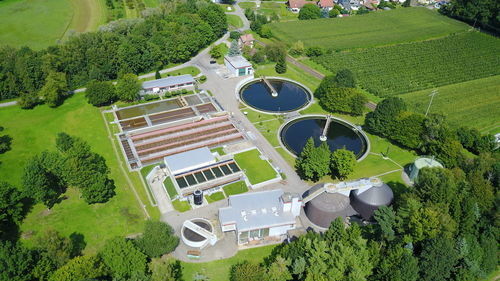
[269,224,294,236]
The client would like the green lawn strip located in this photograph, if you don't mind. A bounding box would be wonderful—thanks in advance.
[143,0,158,7]
[163,177,178,199]
[227,14,243,28]
[140,66,201,82]
[254,62,321,94]
[0,93,146,253]
[222,181,249,196]
[219,3,234,12]
[204,191,225,203]
[259,2,297,21]
[269,8,468,49]
[172,199,191,212]
[210,146,226,156]
[296,58,332,76]
[241,108,278,122]
[401,75,500,133]
[276,147,296,167]
[234,149,277,185]
[181,245,276,280]
[238,1,255,9]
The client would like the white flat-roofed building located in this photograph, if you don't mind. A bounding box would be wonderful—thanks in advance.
[219,189,301,244]
[164,147,216,175]
[142,74,195,94]
[224,55,253,77]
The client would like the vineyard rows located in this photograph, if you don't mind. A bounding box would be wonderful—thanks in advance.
[313,32,500,96]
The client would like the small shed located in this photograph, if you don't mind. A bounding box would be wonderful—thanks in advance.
[224,55,253,77]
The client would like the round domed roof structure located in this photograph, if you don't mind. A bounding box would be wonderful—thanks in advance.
[303,184,356,228]
[350,183,393,220]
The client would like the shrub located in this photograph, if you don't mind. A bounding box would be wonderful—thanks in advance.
[85,80,117,107]
[230,31,241,40]
[299,4,321,20]
[305,46,325,57]
[134,221,179,258]
[143,94,159,101]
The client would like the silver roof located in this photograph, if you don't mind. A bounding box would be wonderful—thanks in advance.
[351,184,393,206]
[224,55,252,68]
[219,189,296,232]
[164,147,215,174]
[142,74,195,89]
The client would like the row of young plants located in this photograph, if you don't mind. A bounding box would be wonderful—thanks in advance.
[312,32,500,96]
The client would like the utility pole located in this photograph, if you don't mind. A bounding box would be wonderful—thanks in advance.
[425,89,438,117]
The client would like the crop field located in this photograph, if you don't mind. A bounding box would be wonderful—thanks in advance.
[0,94,150,253]
[314,32,500,96]
[268,8,469,50]
[401,75,500,134]
[0,0,106,49]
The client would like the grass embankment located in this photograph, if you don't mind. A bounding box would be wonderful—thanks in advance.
[163,177,178,199]
[172,200,191,212]
[0,0,106,49]
[269,8,468,49]
[204,191,225,203]
[227,14,244,28]
[181,245,276,280]
[234,149,277,185]
[223,181,249,196]
[0,94,154,253]
[401,75,500,134]
[140,66,201,82]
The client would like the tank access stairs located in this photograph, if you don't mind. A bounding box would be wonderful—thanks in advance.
[302,177,383,205]
[183,220,218,249]
[261,76,278,97]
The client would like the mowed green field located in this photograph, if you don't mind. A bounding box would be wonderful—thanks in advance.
[269,8,469,49]
[0,0,106,49]
[401,75,500,134]
[0,94,146,253]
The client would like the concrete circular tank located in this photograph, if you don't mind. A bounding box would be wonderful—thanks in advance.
[181,218,216,248]
[350,183,394,220]
[303,184,356,228]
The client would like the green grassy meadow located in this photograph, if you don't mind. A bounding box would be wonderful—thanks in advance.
[234,149,277,185]
[0,94,151,253]
[227,14,244,28]
[269,8,468,49]
[223,181,249,196]
[0,0,106,49]
[401,75,500,134]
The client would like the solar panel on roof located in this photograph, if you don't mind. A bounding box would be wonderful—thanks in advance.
[229,162,240,172]
[203,170,215,180]
[194,172,206,183]
[211,167,223,178]
[220,165,232,175]
[185,174,197,185]
[176,177,188,189]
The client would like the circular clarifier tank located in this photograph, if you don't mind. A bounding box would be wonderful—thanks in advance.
[181,218,215,248]
[280,116,369,160]
[239,78,312,113]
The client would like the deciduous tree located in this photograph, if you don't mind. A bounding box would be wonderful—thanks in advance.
[330,148,356,179]
[100,237,147,280]
[299,4,321,20]
[51,255,108,281]
[116,73,141,102]
[85,80,116,107]
[134,221,179,258]
[38,71,68,107]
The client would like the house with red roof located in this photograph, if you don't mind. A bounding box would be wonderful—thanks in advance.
[317,0,334,10]
[287,0,317,12]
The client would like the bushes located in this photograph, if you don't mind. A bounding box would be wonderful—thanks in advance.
[134,221,179,258]
[298,4,321,20]
[315,72,367,116]
[85,80,116,106]
[305,46,325,57]
[457,127,496,154]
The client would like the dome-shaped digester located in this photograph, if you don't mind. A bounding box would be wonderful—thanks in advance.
[349,184,393,220]
[304,185,356,228]
[409,157,444,182]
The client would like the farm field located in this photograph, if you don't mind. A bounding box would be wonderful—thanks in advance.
[269,8,469,49]
[0,0,106,49]
[0,94,152,253]
[314,32,500,96]
[401,75,500,134]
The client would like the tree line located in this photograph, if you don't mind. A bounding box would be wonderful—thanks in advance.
[0,220,180,280]
[0,0,227,107]
[365,96,497,167]
[229,154,499,281]
[439,0,499,33]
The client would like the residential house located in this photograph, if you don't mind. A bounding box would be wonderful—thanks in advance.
[239,34,255,49]
[318,0,334,10]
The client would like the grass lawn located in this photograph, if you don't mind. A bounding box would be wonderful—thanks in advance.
[181,245,276,280]
[0,93,147,253]
[276,147,295,167]
[172,200,191,212]
[141,66,201,82]
[223,181,249,196]
[254,62,321,95]
[253,119,283,147]
[234,149,277,185]
[401,75,500,134]
[163,177,178,199]
[204,191,225,203]
[0,0,106,49]
[227,14,244,28]
[238,1,255,9]
[259,2,297,21]
[269,8,468,49]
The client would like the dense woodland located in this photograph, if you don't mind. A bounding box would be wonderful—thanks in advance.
[0,0,227,105]
[440,0,499,32]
